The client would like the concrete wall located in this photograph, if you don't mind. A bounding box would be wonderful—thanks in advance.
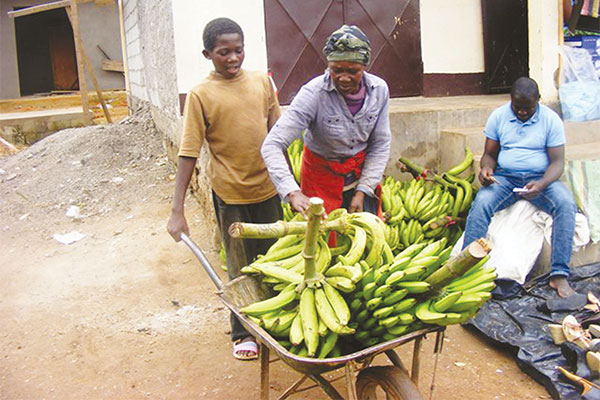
[0,0,124,99]
[0,0,21,98]
[168,0,560,101]
[528,0,561,103]
[122,0,179,138]
[420,0,485,74]
[122,0,218,240]
[172,0,268,96]
[77,1,125,91]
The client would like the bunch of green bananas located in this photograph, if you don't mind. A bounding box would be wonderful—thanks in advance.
[381,177,464,249]
[281,201,296,222]
[240,209,361,358]
[383,147,477,250]
[346,240,496,349]
[238,206,495,357]
[287,137,303,184]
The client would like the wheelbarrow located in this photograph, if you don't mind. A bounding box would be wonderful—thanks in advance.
[181,232,445,400]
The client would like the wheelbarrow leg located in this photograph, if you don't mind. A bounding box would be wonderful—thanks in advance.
[260,343,270,400]
[428,330,445,400]
[411,336,423,385]
[385,349,410,376]
[277,376,308,400]
[345,363,358,400]
[308,374,344,400]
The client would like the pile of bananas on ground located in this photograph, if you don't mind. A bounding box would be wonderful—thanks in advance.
[381,147,476,251]
[233,195,495,359]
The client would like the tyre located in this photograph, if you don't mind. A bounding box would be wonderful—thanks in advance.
[355,366,423,400]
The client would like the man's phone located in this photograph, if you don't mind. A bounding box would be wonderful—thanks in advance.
[513,187,529,193]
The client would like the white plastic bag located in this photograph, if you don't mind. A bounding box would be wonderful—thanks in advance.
[452,200,591,284]
[559,46,600,122]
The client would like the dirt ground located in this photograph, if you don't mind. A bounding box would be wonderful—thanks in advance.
[0,111,552,399]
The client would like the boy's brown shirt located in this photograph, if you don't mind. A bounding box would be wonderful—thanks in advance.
[178,69,281,204]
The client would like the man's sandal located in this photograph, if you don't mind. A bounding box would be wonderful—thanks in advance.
[233,339,258,361]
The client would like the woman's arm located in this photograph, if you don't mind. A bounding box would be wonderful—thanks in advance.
[261,85,318,202]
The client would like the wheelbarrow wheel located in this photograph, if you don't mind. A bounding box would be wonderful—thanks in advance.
[355,366,423,400]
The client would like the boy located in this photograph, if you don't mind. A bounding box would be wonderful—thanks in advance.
[167,18,282,360]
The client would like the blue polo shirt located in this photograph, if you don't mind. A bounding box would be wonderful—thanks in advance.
[484,102,565,174]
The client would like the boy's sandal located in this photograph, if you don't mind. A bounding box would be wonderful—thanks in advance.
[233,339,259,361]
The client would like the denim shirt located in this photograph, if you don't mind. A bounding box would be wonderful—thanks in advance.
[261,71,391,200]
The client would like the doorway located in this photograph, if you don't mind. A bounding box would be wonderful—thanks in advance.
[481,0,529,93]
[264,0,423,104]
[14,7,78,96]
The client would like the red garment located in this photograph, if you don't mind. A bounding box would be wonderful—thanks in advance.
[300,146,365,214]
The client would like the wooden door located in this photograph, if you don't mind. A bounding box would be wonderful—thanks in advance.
[49,22,79,90]
[482,0,529,93]
[264,0,423,104]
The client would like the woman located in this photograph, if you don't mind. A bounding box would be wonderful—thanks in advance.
[261,25,391,216]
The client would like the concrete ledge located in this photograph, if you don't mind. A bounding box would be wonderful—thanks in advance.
[386,94,510,179]
[530,240,600,280]
[0,108,92,145]
[439,119,600,178]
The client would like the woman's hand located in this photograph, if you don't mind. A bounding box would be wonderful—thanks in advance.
[288,191,311,217]
[349,191,365,213]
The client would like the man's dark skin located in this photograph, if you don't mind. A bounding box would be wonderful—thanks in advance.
[479,80,575,298]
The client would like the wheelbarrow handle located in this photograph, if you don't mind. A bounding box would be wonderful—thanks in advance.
[180,232,223,290]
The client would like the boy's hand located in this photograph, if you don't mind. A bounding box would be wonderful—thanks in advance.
[167,211,189,242]
[288,190,311,218]
[349,191,365,213]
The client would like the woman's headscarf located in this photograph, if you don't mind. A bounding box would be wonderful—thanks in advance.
[323,25,371,66]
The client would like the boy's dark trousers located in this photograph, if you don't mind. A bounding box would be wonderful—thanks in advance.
[212,191,282,342]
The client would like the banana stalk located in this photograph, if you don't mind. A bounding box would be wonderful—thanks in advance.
[425,238,492,292]
[228,217,347,239]
[302,198,326,287]
[398,157,456,190]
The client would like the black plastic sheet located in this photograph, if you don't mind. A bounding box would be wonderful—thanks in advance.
[466,263,600,400]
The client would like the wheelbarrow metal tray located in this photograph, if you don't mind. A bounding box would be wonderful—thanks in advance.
[220,274,443,377]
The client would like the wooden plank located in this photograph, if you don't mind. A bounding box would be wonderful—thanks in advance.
[7,0,70,18]
[65,1,91,122]
[101,59,124,73]
[66,6,112,123]
[118,0,131,99]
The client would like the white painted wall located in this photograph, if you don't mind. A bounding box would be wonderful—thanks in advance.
[420,0,485,74]
[528,1,560,102]
[166,0,559,100]
[172,0,268,94]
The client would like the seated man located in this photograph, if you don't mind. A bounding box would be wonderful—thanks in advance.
[463,77,577,298]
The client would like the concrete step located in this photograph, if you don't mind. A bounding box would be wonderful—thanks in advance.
[385,94,510,179]
[566,142,600,161]
[531,239,600,279]
[439,119,600,179]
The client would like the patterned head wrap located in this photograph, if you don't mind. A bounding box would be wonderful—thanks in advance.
[323,25,371,65]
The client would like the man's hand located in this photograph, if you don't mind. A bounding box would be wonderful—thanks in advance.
[167,211,189,242]
[349,191,365,213]
[521,180,545,200]
[288,190,311,217]
[479,167,497,186]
